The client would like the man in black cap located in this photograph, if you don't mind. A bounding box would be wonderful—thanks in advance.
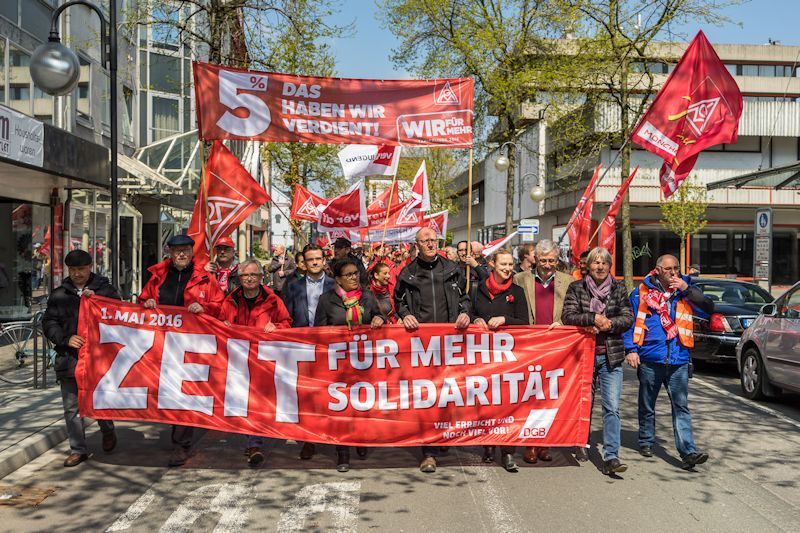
[139,234,224,466]
[333,237,367,285]
[43,249,121,467]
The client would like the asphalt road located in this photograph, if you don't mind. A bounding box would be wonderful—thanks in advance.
[1,364,798,533]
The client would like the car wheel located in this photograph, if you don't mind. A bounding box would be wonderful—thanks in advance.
[740,348,765,400]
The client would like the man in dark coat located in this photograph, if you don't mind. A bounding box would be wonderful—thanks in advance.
[394,227,471,473]
[332,237,368,286]
[267,243,297,296]
[43,249,121,467]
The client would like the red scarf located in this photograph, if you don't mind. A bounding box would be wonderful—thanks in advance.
[334,285,364,328]
[486,273,513,299]
[370,280,390,296]
[217,262,238,293]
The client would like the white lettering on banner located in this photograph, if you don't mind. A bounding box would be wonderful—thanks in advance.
[157,332,217,415]
[396,110,473,145]
[281,99,346,118]
[224,339,251,417]
[216,70,271,136]
[635,121,679,157]
[276,482,361,533]
[327,336,400,371]
[257,341,317,423]
[410,333,516,366]
[282,118,380,136]
[518,408,559,439]
[93,324,154,410]
[281,82,321,99]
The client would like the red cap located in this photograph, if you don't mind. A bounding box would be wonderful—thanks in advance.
[215,236,235,249]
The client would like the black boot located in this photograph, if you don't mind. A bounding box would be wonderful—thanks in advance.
[337,449,351,472]
[482,446,496,463]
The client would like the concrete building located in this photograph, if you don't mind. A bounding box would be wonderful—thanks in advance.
[450,40,800,286]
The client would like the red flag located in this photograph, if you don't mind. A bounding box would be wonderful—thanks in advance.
[566,164,601,264]
[366,181,405,225]
[631,31,742,197]
[598,166,639,254]
[410,161,430,211]
[188,141,270,264]
[481,232,518,258]
[317,181,368,230]
[291,184,326,221]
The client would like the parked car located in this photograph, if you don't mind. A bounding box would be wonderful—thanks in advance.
[690,278,774,363]
[736,281,800,400]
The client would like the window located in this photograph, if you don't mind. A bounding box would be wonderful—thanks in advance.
[151,5,180,51]
[149,53,181,94]
[758,65,776,77]
[20,0,52,42]
[9,45,31,114]
[471,187,481,206]
[122,86,134,140]
[780,286,800,319]
[151,95,179,141]
[742,64,758,76]
[725,64,737,76]
[77,57,91,121]
[0,1,17,23]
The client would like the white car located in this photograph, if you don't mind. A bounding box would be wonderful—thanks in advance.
[736,281,800,400]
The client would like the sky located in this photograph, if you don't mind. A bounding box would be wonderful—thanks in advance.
[328,0,800,80]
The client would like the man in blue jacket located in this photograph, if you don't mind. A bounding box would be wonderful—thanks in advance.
[624,254,714,470]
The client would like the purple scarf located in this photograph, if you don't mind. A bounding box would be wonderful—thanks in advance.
[586,275,613,314]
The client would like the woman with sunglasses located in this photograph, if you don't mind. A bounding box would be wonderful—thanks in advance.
[315,258,386,472]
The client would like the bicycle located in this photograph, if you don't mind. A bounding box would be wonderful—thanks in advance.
[0,311,53,386]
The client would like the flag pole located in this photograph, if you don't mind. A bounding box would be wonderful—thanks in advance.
[466,146,474,294]
[379,170,399,250]
[200,140,211,263]
[588,165,639,244]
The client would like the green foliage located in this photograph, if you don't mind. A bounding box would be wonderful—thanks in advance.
[659,180,709,239]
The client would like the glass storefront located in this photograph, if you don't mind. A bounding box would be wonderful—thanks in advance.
[0,199,57,320]
[68,190,110,278]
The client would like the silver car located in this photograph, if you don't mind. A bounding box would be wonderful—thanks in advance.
[736,281,800,400]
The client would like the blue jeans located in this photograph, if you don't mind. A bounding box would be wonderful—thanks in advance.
[637,362,697,457]
[591,355,623,460]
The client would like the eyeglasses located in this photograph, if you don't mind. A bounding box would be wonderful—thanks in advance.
[240,273,262,279]
[339,271,359,278]
[172,249,191,256]
[659,266,680,272]
[417,239,437,245]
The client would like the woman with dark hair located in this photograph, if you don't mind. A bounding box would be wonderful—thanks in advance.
[315,258,386,472]
[369,261,395,323]
[471,248,529,472]
[294,251,306,280]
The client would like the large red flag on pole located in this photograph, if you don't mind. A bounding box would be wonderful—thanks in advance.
[291,184,326,222]
[188,141,271,264]
[631,31,742,197]
[566,164,601,265]
[598,166,639,254]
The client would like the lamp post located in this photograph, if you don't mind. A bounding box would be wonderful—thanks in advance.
[30,0,119,287]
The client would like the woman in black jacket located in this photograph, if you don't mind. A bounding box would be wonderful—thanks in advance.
[315,258,386,472]
[471,248,529,472]
[561,247,634,475]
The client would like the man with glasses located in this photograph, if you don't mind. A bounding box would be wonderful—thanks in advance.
[513,239,575,463]
[456,240,488,285]
[220,259,292,467]
[395,227,471,473]
[204,235,240,294]
[267,243,296,297]
[281,244,335,460]
[623,255,714,470]
[139,234,224,467]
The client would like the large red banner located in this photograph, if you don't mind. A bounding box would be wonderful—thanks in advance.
[193,62,474,147]
[77,297,593,447]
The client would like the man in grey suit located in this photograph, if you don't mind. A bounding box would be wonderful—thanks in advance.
[513,239,575,463]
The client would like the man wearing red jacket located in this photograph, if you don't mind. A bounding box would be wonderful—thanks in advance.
[220,259,292,467]
[139,234,224,466]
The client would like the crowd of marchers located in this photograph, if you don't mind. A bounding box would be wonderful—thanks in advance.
[42,228,712,476]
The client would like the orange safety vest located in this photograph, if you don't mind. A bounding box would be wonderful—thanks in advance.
[632,284,694,348]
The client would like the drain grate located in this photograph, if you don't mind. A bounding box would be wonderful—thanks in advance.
[0,485,56,507]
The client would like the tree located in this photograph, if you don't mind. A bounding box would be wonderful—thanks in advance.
[659,179,708,272]
[558,0,737,289]
[378,0,572,236]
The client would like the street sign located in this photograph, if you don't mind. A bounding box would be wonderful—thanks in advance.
[753,208,772,291]
[517,218,539,236]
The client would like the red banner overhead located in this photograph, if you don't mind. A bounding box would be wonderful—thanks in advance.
[193,62,474,147]
[77,297,593,447]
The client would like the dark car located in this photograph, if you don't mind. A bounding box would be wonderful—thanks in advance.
[690,278,774,363]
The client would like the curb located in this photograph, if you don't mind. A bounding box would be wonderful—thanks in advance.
[0,418,99,479]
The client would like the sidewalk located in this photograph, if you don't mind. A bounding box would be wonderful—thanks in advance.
[0,367,73,480]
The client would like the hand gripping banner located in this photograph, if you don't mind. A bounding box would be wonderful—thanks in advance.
[77,297,593,447]
[193,62,474,147]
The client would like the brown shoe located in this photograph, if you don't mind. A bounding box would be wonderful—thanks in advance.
[247,447,264,467]
[300,442,316,460]
[102,431,117,453]
[419,456,437,473]
[64,453,88,467]
[523,447,538,464]
[537,447,553,462]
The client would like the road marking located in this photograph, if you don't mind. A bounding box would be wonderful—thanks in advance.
[455,450,523,533]
[105,487,156,532]
[276,481,360,533]
[694,377,800,430]
[160,482,252,533]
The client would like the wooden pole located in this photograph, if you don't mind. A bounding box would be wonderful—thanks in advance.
[466,147,474,293]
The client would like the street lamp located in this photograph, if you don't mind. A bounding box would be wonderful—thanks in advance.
[494,141,516,172]
[30,0,119,287]
[530,186,545,202]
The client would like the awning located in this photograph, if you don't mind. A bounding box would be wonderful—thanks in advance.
[118,154,181,191]
[707,160,800,190]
